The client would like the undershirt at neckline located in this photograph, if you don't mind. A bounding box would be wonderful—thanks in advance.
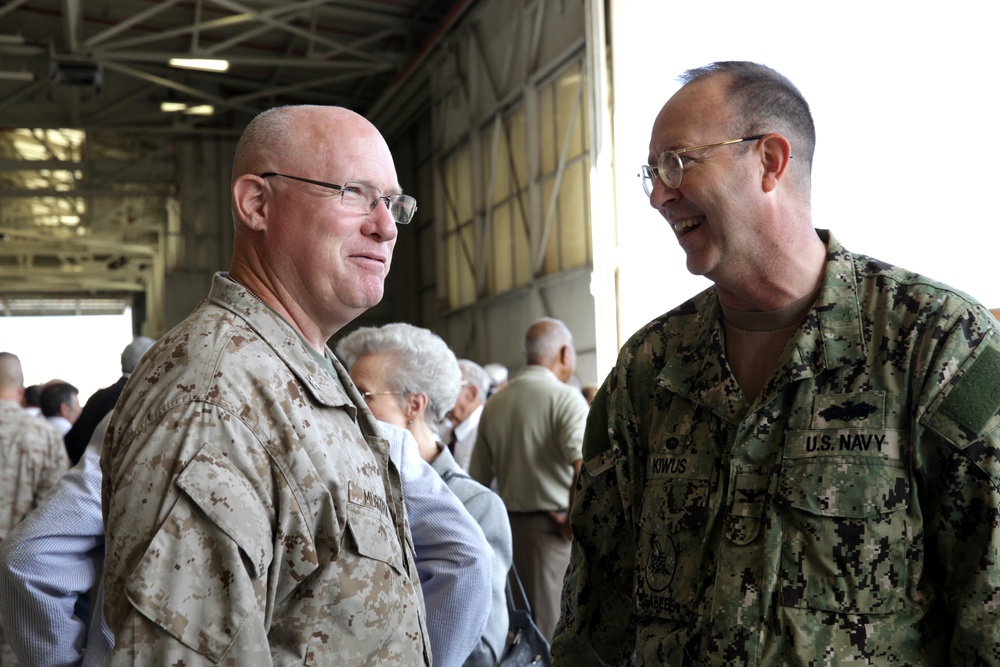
[720,287,821,404]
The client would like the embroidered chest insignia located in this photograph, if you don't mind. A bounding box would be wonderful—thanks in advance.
[818,400,878,422]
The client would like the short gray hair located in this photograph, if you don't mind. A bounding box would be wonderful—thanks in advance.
[336,323,461,433]
[525,317,573,365]
[681,61,816,181]
[483,363,508,389]
[232,105,295,182]
[121,336,156,374]
[458,359,491,401]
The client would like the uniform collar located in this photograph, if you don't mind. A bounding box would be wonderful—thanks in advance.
[208,272,360,418]
[658,230,867,413]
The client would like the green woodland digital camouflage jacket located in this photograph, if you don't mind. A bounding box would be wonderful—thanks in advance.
[101,273,431,666]
[553,231,1000,666]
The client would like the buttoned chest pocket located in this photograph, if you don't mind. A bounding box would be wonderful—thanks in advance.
[345,479,404,573]
[777,457,909,614]
[634,477,710,620]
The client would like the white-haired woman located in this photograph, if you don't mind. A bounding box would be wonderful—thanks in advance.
[337,323,512,667]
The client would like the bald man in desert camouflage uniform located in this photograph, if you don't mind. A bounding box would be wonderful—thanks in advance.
[0,352,69,665]
[553,62,1000,665]
[102,105,430,665]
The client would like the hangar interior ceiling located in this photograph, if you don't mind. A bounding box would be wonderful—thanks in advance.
[0,0,467,317]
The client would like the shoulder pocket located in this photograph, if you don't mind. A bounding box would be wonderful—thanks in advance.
[176,444,273,577]
[126,443,272,662]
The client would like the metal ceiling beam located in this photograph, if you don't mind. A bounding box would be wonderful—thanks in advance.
[206,0,389,64]
[0,188,166,198]
[0,0,31,21]
[62,0,81,54]
[84,0,185,49]
[0,241,156,258]
[97,60,258,115]
[85,50,396,69]
[0,275,148,292]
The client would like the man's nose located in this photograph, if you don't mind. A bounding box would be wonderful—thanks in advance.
[367,200,398,241]
[649,175,679,210]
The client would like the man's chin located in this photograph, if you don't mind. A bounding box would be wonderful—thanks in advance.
[685,255,712,277]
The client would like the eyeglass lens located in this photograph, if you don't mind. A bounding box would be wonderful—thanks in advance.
[639,152,684,197]
[657,152,684,190]
[340,184,416,225]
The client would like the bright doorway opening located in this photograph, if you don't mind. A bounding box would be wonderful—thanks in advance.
[1,310,136,403]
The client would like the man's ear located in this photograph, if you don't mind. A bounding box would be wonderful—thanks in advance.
[759,133,793,193]
[232,175,268,231]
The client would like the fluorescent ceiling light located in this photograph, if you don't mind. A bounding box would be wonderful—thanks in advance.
[168,58,229,72]
[160,102,215,115]
[183,104,215,116]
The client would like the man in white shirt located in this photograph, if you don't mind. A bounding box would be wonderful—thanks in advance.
[39,382,81,436]
[445,360,491,472]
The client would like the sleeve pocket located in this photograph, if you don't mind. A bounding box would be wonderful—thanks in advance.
[175,444,273,578]
[125,443,272,662]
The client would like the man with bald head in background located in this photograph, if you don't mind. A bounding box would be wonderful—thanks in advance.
[0,351,69,665]
[471,317,590,642]
[102,105,429,665]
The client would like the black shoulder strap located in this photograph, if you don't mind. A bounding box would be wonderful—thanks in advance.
[506,562,531,614]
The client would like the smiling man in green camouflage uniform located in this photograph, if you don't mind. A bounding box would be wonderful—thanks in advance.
[552,62,1000,665]
[102,105,430,665]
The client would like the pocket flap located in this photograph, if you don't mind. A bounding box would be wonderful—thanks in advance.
[780,459,908,518]
[176,443,273,578]
[346,479,400,570]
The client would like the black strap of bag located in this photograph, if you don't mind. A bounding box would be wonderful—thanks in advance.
[498,563,551,666]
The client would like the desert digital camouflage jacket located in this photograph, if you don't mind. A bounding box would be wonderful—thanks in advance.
[553,231,1000,666]
[0,398,68,667]
[0,399,67,543]
[101,273,431,666]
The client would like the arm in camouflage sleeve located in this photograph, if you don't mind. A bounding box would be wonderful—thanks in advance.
[552,378,637,665]
[917,313,1000,664]
[103,413,275,666]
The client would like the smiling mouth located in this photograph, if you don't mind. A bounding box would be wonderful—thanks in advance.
[672,216,705,237]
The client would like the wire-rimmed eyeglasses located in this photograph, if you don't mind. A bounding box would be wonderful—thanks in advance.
[260,172,418,225]
[639,135,765,196]
[360,389,406,403]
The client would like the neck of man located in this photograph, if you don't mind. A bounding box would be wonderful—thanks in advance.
[228,265,337,353]
[716,221,826,313]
